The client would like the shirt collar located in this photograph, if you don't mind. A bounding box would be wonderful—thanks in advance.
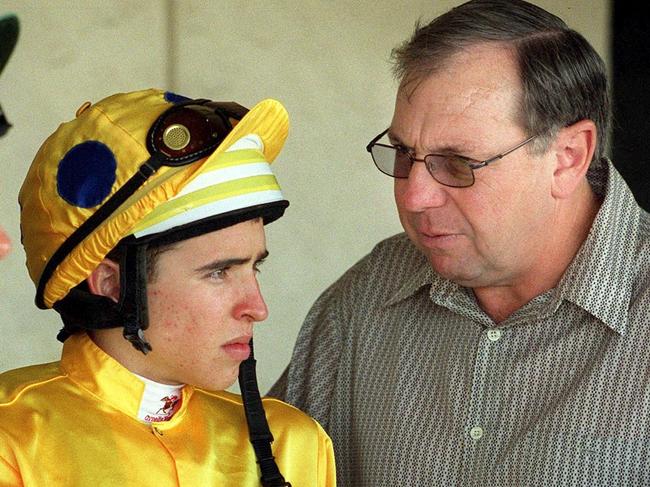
[385,250,458,307]
[554,160,641,335]
[384,160,641,335]
[60,333,193,420]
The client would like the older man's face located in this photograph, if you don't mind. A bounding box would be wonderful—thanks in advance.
[0,226,10,260]
[391,43,557,288]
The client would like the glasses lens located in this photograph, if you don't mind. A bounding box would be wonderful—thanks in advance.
[371,144,411,178]
[425,155,474,187]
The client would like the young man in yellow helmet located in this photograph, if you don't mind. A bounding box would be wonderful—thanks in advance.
[0,89,335,486]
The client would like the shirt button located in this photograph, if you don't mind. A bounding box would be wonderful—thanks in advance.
[470,426,484,440]
[487,329,502,342]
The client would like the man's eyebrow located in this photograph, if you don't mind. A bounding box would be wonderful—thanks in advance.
[387,129,472,156]
[195,250,269,273]
[386,130,407,147]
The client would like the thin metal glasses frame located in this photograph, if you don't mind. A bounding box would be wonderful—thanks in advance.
[366,128,537,188]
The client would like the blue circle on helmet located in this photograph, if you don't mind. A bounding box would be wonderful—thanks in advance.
[57,141,117,208]
[164,91,191,104]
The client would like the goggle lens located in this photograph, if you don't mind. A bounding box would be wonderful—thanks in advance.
[148,101,248,165]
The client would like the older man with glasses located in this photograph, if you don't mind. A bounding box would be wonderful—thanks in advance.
[271,0,650,486]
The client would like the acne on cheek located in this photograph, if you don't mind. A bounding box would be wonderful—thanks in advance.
[149,289,179,311]
[158,312,191,333]
[148,291,189,331]
[165,310,204,338]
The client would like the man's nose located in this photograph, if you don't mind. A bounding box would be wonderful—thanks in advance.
[395,161,448,212]
[235,277,269,323]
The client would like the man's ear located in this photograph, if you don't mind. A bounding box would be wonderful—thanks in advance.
[551,119,597,199]
[87,259,121,303]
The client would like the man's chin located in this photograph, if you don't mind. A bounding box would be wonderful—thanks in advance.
[426,254,483,286]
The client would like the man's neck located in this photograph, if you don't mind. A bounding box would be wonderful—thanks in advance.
[473,182,601,324]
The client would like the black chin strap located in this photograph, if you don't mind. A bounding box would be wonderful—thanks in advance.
[54,243,152,354]
[239,340,291,487]
[120,244,152,353]
[54,289,123,342]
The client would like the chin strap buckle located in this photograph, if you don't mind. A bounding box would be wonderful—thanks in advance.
[123,327,152,354]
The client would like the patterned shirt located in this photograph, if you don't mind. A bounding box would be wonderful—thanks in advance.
[270,160,650,486]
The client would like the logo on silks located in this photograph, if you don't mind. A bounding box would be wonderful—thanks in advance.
[157,395,180,415]
[144,394,181,422]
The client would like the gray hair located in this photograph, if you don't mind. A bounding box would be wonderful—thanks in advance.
[391,0,610,162]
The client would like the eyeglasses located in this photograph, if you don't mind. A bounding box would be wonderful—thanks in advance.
[366,129,537,188]
[37,99,249,310]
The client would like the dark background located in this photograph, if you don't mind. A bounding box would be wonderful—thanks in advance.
[612,3,650,210]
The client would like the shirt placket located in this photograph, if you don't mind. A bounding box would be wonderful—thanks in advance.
[150,423,181,485]
[459,324,507,486]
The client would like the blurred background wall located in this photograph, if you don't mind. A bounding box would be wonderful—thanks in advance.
[0,0,610,393]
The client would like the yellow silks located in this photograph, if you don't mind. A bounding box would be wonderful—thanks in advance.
[0,334,336,486]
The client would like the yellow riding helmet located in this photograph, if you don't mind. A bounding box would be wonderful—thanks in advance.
[20,88,289,311]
